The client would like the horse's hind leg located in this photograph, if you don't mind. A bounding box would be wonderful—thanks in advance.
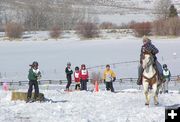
[152,82,159,105]
[143,80,150,105]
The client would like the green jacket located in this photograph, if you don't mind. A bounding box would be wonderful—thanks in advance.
[65,67,73,77]
[28,68,41,81]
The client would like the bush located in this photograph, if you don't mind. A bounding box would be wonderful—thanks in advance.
[130,22,152,37]
[167,17,180,36]
[152,17,180,36]
[0,24,5,32]
[152,19,167,36]
[5,22,23,38]
[100,22,114,29]
[118,23,129,29]
[76,22,99,38]
[49,26,61,38]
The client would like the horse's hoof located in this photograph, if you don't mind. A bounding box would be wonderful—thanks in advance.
[154,102,159,106]
[145,103,149,106]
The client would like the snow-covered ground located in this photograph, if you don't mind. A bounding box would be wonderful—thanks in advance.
[0,31,180,82]
[0,31,180,122]
[0,89,180,122]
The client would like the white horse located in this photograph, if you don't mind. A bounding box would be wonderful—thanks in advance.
[142,53,159,106]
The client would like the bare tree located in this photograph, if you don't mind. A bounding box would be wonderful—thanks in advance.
[49,0,88,30]
[154,0,172,20]
[1,0,96,31]
[167,17,180,36]
[0,0,7,24]
[24,0,51,31]
[0,0,3,24]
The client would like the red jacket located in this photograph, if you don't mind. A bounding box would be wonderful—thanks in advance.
[79,69,89,80]
[74,71,80,82]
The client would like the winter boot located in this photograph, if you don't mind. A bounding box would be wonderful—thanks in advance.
[137,65,143,85]
[137,77,142,85]
[26,97,31,103]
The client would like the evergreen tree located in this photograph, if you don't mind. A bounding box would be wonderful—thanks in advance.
[169,4,178,18]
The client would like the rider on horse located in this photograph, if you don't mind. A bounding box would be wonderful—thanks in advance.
[137,36,164,85]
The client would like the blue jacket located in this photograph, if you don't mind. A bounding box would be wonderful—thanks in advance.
[140,41,159,62]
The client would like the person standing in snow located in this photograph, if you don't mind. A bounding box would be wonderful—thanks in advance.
[79,64,89,91]
[103,64,116,92]
[160,64,171,93]
[65,62,73,91]
[74,66,80,90]
[137,36,164,85]
[27,61,41,102]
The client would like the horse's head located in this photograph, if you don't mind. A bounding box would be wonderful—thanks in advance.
[142,54,154,70]
[142,53,157,81]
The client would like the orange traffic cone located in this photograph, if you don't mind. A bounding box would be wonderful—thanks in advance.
[95,81,99,92]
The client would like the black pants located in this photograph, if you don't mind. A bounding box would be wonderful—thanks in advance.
[75,83,80,90]
[66,76,72,89]
[105,82,114,92]
[27,80,39,99]
[80,79,87,91]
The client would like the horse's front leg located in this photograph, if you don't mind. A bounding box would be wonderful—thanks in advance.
[143,80,150,105]
[152,82,159,105]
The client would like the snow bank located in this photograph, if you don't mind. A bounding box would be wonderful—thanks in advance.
[0,90,180,122]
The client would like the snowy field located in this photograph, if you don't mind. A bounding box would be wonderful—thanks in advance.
[0,31,180,122]
[0,89,180,122]
[0,31,180,82]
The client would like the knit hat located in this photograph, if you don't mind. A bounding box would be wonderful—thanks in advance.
[81,64,86,69]
[75,66,79,70]
[143,35,151,43]
[29,61,38,67]
[67,62,71,66]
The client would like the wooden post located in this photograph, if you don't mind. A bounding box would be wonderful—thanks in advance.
[19,81,21,86]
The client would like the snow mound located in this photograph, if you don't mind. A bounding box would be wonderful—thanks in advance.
[0,90,180,122]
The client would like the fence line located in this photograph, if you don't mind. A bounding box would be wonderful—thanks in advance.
[0,75,179,86]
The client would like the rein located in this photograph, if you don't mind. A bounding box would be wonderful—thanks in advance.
[143,72,157,81]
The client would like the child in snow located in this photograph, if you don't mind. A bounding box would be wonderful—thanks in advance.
[160,64,171,93]
[65,62,73,91]
[74,66,80,90]
[103,64,116,92]
[27,61,41,102]
[79,64,89,91]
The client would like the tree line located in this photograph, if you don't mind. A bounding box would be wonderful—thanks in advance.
[0,0,93,31]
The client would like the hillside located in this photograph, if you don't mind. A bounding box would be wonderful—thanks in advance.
[0,0,180,24]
